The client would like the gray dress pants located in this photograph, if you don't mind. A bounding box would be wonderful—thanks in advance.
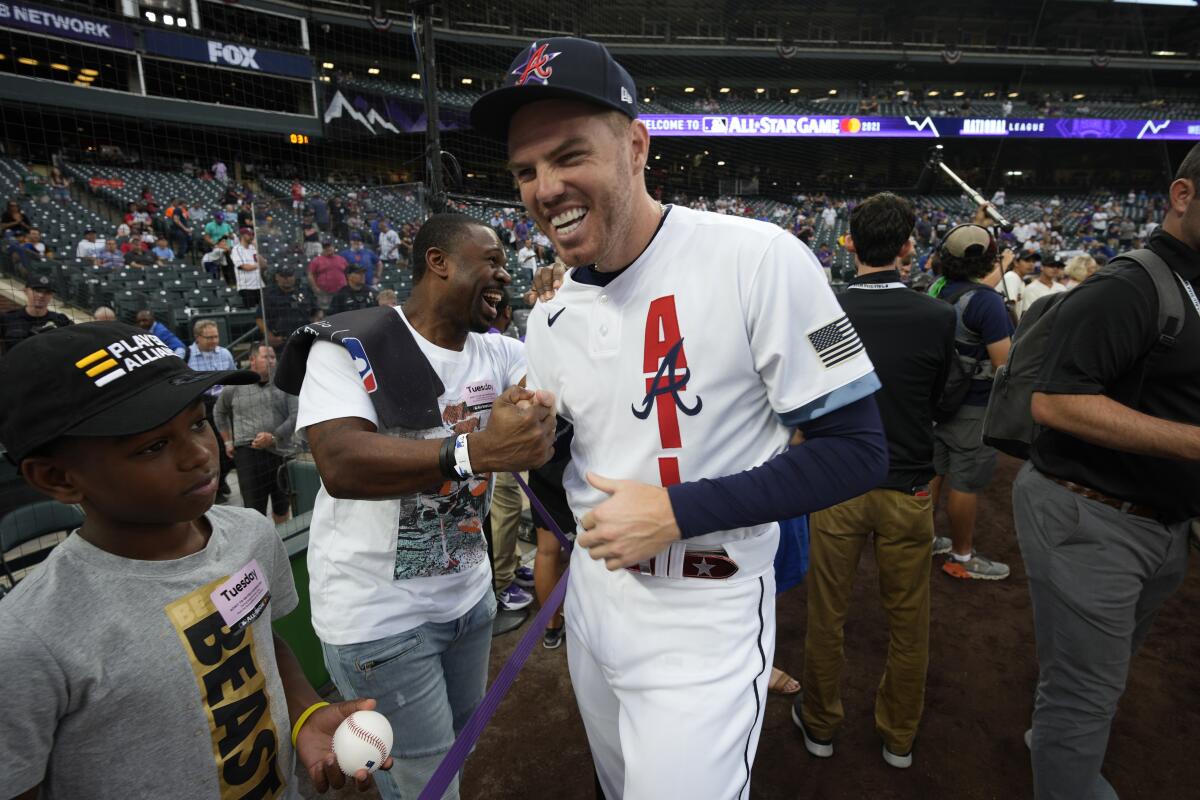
[1012,462,1191,800]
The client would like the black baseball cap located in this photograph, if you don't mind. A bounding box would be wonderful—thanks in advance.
[470,37,638,140]
[275,266,296,277]
[345,262,366,273]
[26,272,54,291]
[0,322,256,464]
[1016,249,1041,262]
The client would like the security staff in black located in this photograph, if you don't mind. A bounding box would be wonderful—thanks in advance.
[258,266,318,353]
[797,193,956,769]
[1,272,72,354]
[1013,141,1200,800]
[329,263,378,315]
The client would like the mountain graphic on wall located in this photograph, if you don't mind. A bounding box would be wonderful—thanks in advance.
[324,90,400,134]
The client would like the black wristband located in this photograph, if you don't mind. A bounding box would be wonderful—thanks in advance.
[438,435,458,481]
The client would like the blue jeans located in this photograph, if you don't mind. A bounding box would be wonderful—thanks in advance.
[321,590,497,800]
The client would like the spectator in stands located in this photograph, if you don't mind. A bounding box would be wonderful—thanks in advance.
[307,239,349,311]
[258,266,320,352]
[188,318,237,501]
[1,199,33,236]
[377,219,401,271]
[152,237,175,265]
[991,188,1006,207]
[1118,217,1137,249]
[532,226,552,261]
[1061,254,1098,290]
[187,199,207,226]
[341,232,380,286]
[310,194,330,232]
[75,229,101,260]
[215,343,297,524]
[1019,256,1067,317]
[399,222,416,267]
[329,263,378,314]
[236,202,253,231]
[8,228,42,272]
[140,185,158,215]
[166,198,193,259]
[816,242,834,281]
[124,245,156,270]
[48,167,70,201]
[517,238,538,274]
[0,272,72,353]
[95,238,125,271]
[212,158,228,183]
[92,306,117,321]
[301,213,322,260]
[134,308,186,358]
[330,197,349,241]
[231,227,266,309]
[377,288,398,308]
[292,180,305,210]
[930,224,1013,581]
[203,211,234,252]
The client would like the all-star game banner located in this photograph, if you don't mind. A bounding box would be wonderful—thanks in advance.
[642,115,1200,140]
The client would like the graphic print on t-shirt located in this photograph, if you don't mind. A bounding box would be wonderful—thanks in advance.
[165,577,286,799]
[393,379,498,580]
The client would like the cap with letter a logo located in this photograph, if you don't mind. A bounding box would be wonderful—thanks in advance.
[469,37,639,140]
[0,322,257,464]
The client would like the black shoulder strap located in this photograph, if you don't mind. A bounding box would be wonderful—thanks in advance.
[1106,248,1185,349]
[274,305,445,430]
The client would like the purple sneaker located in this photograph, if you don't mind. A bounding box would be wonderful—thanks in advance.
[498,582,534,611]
[514,565,535,589]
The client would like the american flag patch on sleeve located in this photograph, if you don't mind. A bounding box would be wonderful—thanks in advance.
[806,315,864,368]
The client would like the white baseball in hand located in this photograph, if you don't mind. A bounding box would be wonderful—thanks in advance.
[332,710,393,776]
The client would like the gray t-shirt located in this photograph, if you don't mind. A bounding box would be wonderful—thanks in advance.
[0,505,301,799]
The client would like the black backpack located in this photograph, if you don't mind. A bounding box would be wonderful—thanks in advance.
[982,249,1184,459]
[933,283,995,423]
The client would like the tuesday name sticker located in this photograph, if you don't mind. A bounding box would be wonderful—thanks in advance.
[211,559,271,632]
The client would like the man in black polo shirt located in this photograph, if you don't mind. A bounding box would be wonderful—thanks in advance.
[0,272,72,354]
[1014,142,1200,799]
[795,193,956,770]
[257,266,320,353]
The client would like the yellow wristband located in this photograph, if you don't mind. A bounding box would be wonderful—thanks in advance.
[291,701,330,748]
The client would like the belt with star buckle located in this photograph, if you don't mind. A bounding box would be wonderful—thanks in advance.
[624,547,739,580]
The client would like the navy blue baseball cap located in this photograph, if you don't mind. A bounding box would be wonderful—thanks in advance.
[470,37,638,141]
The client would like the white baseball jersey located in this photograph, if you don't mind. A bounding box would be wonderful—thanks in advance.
[524,204,878,799]
[524,204,878,580]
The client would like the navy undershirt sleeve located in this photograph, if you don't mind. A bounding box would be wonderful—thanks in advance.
[666,395,889,539]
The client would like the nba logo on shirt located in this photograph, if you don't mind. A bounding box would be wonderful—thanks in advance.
[342,337,377,393]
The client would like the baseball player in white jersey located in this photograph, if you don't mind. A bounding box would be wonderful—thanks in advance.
[471,38,888,799]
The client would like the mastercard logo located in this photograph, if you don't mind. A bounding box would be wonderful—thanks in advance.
[840,117,862,133]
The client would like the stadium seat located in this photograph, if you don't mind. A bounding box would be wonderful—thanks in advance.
[0,501,84,587]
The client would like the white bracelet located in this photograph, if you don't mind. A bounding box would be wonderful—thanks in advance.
[452,433,473,479]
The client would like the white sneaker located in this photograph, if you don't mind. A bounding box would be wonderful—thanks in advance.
[932,536,953,556]
[791,705,834,758]
[882,744,913,769]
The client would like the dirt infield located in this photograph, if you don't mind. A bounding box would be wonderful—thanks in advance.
[308,454,1200,798]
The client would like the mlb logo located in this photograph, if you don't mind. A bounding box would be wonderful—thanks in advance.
[702,117,729,133]
[342,337,377,393]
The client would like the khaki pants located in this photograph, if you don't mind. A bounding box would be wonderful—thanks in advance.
[490,471,524,592]
[802,488,933,754]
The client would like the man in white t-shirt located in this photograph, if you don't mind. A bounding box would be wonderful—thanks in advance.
[229,227,265,309]
[998,249,1037,319]
[295,213,556,800]
[517,239,538,274]
[1018,256,1066,317]
[472,37,887,799]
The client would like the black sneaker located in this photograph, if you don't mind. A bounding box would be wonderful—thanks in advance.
[790,704,834,758]
[543,624,565,650]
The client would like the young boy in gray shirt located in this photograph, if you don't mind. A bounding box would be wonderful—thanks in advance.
[0,322,392,799]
